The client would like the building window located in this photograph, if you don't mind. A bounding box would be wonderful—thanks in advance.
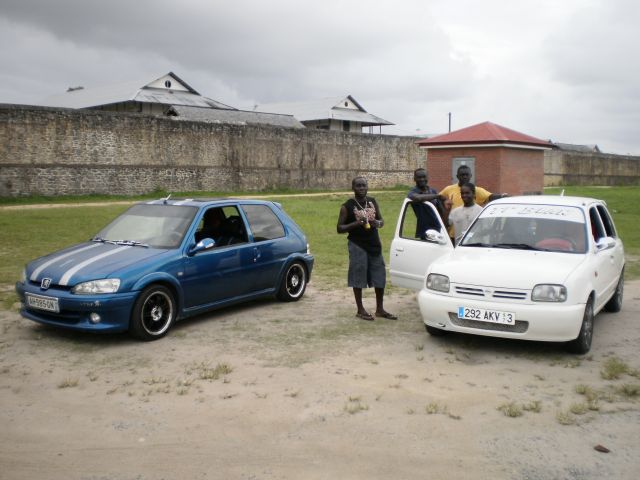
[164,80,172,88]
[343,121,350,132]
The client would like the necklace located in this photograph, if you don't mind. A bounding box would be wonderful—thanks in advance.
[354,197,368,210]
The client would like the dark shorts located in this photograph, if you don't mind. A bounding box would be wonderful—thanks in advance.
[347,240,386,289]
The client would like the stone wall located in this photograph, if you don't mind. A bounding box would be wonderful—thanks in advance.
[544,149,640,186]
[0,105,423,197]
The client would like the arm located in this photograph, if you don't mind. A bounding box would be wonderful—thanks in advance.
[408,191,445,203]
[337,205,366,234]
[372,198,384,229]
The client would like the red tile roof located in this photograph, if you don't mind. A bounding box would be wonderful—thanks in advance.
[417,121,551,148]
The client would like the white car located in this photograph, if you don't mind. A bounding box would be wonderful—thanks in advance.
[390,196,625,353]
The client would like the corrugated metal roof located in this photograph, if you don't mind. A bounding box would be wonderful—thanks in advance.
[255,95,393,126]
[39,72,236,110]
[553,142,600,153]
[168,105,304,128]
[417,121,551,148]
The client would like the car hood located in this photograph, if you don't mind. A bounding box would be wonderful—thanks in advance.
[430,247,587,289]
[27,242,168,287]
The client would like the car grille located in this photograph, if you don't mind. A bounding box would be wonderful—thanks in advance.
[453,284,528,301]
[24,308,83,324]
[448,312,529,333]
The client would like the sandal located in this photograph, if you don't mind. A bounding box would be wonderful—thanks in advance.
[356,312,375,321]
[376,311,398,320]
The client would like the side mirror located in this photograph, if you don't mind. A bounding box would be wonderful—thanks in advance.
[595,237,616,251]
[188,238,215,255]
[425,229,448,245]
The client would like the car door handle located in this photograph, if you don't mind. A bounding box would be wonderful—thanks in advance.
[395,247,404,252]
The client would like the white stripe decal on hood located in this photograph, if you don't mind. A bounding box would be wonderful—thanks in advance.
[59,246,132,286]
[30,243,101,282]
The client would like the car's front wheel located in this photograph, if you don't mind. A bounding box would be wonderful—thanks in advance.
[566,298,594,354]
[277,261,307,302]
[604,270,624,313]
[130,285,176,341]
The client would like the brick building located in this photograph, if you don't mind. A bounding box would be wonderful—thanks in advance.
[417,121,552,195]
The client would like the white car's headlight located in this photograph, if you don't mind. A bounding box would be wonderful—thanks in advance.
[427,274,450,293]
[532,284,567,302]
[72,279,121,295]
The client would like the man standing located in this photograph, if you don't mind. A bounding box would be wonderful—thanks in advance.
[407,168,447,239]
[444,182,484,245]
[337,176,397,321]
[440,165,507,238]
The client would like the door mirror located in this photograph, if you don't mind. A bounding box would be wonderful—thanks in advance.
[189,238,215,255]
[595,237,615,251]
[425,229,448,245]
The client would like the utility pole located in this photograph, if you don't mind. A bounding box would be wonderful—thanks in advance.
[448,112,452,132]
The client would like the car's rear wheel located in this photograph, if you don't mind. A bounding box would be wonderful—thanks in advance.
[566,298,594,354]
[130,285,176,341]
[604,270,624,313]
[277,261,307,302]
[425,324,447,336]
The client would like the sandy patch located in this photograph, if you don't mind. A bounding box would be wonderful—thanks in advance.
[1,281,639,479]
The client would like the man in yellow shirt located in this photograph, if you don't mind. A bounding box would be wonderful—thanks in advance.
[440,165,507,239]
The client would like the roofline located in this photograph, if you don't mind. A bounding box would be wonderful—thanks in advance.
[418,142,552,151]
[345,95,366,112]
[163,71,199,95]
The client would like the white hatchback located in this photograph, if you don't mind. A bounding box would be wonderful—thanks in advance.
[390,196,625,353]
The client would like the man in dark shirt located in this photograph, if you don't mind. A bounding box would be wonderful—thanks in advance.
[407,168,447,239]
[337,176,396,321]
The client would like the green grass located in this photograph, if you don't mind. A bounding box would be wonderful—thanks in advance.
[1,186,639,295]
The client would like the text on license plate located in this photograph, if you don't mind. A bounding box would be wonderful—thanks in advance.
[458,306,515,325]
[26,294,60,313]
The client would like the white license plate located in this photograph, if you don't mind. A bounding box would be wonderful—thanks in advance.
[26,294,60,313]
[458,306,515,325]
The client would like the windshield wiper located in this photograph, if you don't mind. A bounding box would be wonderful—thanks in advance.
[462,242,495,248]
[112,239,150,247]
[493,243,542,251]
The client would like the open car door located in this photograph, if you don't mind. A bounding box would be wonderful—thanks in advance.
[390,199,453,290]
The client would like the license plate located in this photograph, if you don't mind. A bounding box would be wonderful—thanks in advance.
[26,293,60,313]
[458,306,515,325]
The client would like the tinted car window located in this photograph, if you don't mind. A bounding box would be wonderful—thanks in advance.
[242,204,285,241]
[596,205,616,237]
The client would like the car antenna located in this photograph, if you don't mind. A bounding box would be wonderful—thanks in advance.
[162,194,172,205]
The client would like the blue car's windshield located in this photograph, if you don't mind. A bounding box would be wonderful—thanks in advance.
[95,204,198,249]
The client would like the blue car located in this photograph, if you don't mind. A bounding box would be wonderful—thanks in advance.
[16,198,314,341]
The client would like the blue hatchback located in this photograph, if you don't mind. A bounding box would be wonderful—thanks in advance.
[16,198,314,340]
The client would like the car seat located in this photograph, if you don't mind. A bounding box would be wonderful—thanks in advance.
[217,216,245,246]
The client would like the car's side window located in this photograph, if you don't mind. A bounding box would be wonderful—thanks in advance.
[596,205,616,238]
[400,202,443,240]
[241,205,285,242]
[589,207,606,242]
[195,206,248,247]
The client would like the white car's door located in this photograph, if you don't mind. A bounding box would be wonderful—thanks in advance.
[390,199,453,290]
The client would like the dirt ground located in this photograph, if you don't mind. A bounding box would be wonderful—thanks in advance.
[1,280,639,480]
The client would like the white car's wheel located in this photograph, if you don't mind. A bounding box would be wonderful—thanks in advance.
[604,271,624,313]
[566,299,594,354]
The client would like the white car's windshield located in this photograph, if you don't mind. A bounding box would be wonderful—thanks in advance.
[460,204,587,253]
[95,204,198,249]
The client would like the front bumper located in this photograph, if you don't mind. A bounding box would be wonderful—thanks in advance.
[16,281,137,333]
[418,289,585,342]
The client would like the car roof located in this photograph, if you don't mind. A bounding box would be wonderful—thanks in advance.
[490,195,605,208]
[141,197,278,208]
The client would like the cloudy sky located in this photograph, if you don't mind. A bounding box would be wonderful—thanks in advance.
[1,0,638,154]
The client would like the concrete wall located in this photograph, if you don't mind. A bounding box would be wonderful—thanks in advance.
[0,105,423,197]
[544,149,640,186]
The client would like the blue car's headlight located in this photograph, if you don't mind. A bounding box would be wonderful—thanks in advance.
[72,279,121,295]
[532,284,567,302]
[426,274,450,293]
[21,268,27,283]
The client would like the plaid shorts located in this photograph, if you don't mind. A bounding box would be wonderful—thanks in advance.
[347,240,386,288]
